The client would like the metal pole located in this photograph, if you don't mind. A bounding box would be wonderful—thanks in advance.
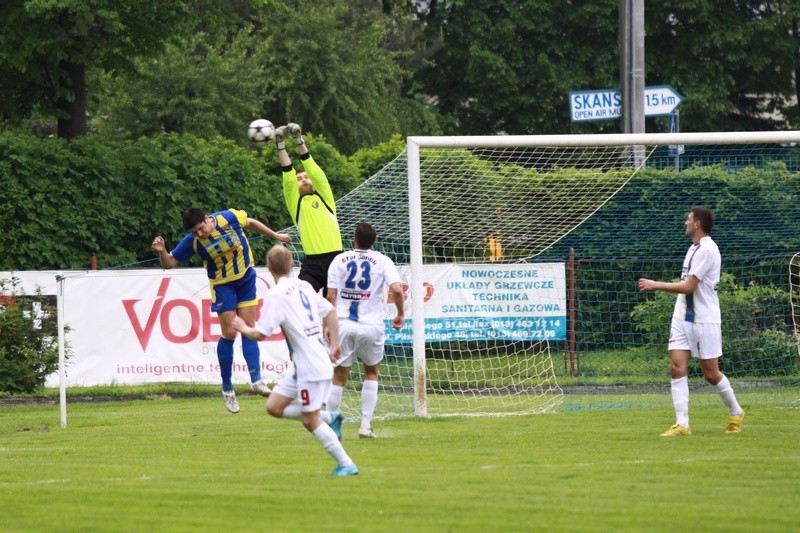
[620,0,645,167]
[620,0,645,135]
[56,272,67,428]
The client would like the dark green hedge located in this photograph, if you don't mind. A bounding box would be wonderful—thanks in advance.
[0,132,361,270]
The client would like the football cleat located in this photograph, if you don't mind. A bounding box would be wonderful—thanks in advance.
[222,390,240,414]
[332,464,359,477]
[725,411,745,434]
[660,423,691,437]
[358,427,376,439]
[248,380,273,397]
[328,411,343,441]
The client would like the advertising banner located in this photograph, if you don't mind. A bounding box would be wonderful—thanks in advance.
[2,262,566,386]
[386,263,566,344]
[1,269,290,387]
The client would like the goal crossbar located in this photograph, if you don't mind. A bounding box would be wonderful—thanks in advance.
[408,131,800,149]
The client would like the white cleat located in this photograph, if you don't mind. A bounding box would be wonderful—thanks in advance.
[248,380,274,397]
[222,390,240,414]
[358,427,376,439]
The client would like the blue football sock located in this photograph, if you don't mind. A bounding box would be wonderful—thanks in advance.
[241,336,261,382]
[218,337,234,391]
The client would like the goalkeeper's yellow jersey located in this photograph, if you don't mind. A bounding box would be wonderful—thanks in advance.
[282,154,343,255]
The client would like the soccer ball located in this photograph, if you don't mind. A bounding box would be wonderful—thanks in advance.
[248,119,275,143]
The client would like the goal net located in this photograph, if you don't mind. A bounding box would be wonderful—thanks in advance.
[317,131,800,419]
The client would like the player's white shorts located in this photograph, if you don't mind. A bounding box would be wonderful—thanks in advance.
[336,320,385,368]
[668,316,722,359]
[272,375,331,412]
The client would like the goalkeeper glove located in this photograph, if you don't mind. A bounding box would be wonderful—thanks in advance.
[274,125,288,150]
[287,123,304,145]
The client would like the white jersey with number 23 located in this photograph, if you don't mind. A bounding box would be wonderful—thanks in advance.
[327,248,402,326]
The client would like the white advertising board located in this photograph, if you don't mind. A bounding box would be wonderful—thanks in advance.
[2,262,567,386]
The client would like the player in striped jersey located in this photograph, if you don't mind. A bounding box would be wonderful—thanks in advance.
[638,206,744,436]
[325,222,405,438]
[152,207,291,413]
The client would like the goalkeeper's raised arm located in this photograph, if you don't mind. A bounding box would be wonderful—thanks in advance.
[275,123,344,295]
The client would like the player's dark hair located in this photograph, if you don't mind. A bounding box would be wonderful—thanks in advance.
[691,206,715,234]
[354,222,377,249]
[182,207,207,230]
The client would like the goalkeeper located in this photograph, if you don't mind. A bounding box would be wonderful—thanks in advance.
[275,123,343,296]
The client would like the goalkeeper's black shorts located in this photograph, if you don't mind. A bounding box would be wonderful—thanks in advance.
[299,250,342,295]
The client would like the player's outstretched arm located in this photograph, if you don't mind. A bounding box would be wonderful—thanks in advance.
[232,315,266,341]
[637,276,699,294]
[245,218,292,243]
[152,236,179,269]
[275,125,292,166]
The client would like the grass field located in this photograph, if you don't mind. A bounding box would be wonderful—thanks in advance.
[2,394,799,532]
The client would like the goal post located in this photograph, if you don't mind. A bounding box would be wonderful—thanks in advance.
[406,144,427,416]
[331,130,800,420]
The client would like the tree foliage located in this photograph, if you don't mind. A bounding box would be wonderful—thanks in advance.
[1,0,799,145]
[92,27,271,142]
[412,0,800,134]
[413,1,621,135]
[645,1,800,131]
[0,0,198,138]
[90,0,441,153]
[0,280,65,394]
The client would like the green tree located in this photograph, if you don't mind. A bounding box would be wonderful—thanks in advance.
[412,0,620,135]
[0,280,66,394]
[92,27,270,142]
[92,0,440,153]
[412,0,800,134]
[645,1,800,131]
[261,1,440,152]
[0,0,199,138]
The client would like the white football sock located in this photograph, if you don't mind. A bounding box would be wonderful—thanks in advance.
[715,375,743,416]
[361,379,378,430]
[670,376,690,427]
[312,424,354,467]
[327,384,344,412]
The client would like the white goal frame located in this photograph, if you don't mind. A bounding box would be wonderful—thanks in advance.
[406,130,800,417]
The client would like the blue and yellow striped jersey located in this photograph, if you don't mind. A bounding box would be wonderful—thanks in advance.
[171,209,255,285]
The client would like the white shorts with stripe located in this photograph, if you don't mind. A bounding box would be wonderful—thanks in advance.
[668,316,722,359]
[273,375,331,412]
[335,319,385,368]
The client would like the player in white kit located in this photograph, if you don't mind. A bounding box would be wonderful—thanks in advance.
[326,222,405,438]
[233,245,358,476]
[638,206,744,436]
